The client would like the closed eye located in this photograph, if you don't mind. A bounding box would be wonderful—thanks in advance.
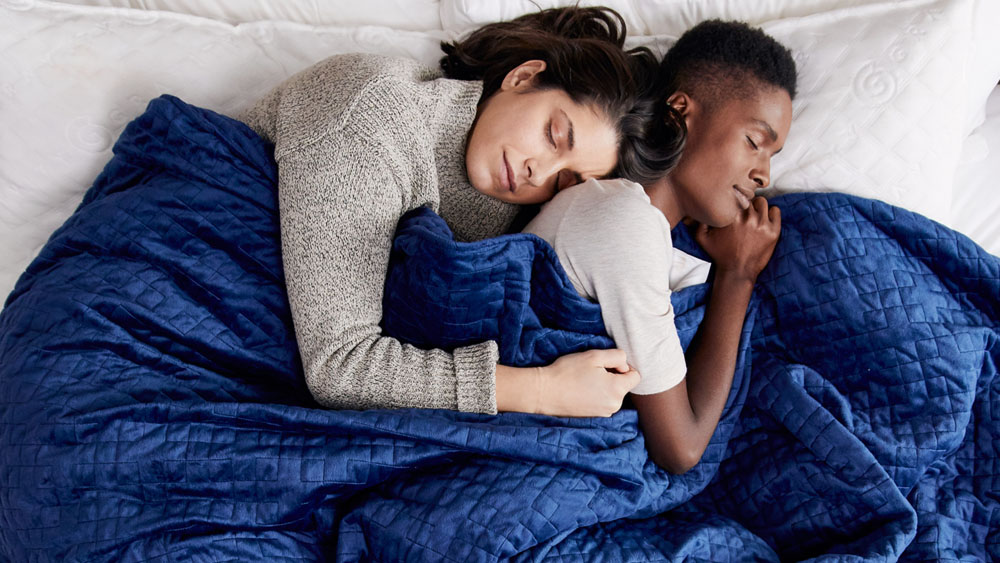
[546,119,557,149]
[746,136,759,150]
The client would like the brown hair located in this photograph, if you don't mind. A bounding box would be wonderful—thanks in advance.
[440,7,674,186]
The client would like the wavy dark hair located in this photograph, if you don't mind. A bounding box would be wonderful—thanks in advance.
[440,6,673,187]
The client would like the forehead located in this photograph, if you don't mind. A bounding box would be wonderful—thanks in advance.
[710,86,792,140]
[534,88,619,175]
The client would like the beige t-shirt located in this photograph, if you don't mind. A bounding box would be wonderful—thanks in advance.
[523,178,710,395]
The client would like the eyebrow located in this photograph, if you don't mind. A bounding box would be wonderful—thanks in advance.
[560,109,575,150]
[753,119,778,142]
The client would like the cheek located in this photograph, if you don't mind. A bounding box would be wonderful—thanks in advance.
[467,149,497,193]
[464,129,492,190]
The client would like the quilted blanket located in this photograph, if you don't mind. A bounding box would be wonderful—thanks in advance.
[0,96,998,562]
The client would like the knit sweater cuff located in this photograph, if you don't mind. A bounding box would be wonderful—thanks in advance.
[453,341,499,414]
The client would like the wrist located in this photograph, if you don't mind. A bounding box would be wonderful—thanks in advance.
[713,266,759,288]
[496,364,543,414]
[531,366,543,415]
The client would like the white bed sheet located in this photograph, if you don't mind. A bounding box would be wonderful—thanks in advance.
[952,86,1000,257]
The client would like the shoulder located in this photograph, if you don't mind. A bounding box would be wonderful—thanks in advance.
[262,54,454,153]
[292,53,435,120]
[297,53,435,93]
[530,178,673,272]
[557,179,668,239]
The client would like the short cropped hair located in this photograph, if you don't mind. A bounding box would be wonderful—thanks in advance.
[657,19,798,108]
[618,20,798,185]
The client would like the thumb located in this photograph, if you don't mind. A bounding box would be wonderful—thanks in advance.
[614,368,641,394]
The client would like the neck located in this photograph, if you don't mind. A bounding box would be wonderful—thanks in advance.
[642,175,684,228]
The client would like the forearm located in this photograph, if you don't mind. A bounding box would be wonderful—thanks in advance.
[303,332,499,413]
[640,198,779,473]
[685,270,754,436]
[633,270,754,473]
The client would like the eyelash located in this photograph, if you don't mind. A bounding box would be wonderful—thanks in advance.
[546,120,557,149]
[746,136,759,150]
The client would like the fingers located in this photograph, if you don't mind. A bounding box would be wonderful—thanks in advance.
[751,197,782,231]
[693,221,710,244]
[589,348,629,373]
[617,367,641,392]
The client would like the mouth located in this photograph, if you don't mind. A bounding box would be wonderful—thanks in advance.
[733,185,754,210]
[502,153,516,193]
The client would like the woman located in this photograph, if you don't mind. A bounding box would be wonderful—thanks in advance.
[240,7,657,417]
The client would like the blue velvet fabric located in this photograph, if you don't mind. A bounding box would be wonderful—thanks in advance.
[382,206,615,366]
[0,95,998,561]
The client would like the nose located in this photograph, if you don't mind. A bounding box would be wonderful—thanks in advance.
[751,158,771,189]
[525,157,562,188]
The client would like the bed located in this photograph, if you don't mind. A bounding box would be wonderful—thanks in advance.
[1,0,998,560]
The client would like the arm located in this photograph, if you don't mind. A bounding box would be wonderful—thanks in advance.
[632,197,780,473]
[267,60,638,416]
[278,132,506,412]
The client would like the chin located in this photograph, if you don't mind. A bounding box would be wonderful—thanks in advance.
[466,172,490,197]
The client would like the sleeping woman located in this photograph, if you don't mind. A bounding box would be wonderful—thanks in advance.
[240,7,665,417]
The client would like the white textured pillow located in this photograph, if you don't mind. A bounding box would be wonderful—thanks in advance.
[0,0,994,307]
[760,0,974,225]
[0,0,446,306]
[48,0,444,30]
[441,0,881,36]
[441,0,650,35]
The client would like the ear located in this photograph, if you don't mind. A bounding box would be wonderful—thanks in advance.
[500,60,547,92]
[666,91,695,118]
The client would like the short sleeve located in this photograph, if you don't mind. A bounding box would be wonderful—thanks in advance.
[535,180,688,395]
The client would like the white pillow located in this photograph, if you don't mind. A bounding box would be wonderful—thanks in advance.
[760,0,974,225]
[951,87,1000,257]
[441,0,881,36]
[441,0,651,36]
[0,0,993,307]
[47,0,444,31]
[0,0,446,306]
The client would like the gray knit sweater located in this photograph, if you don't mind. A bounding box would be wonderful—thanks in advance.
[240,53,520,414]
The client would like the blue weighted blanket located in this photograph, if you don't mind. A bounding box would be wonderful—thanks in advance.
[0,95,997,561]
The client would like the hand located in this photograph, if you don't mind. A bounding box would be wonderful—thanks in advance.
[536,349,640,417]
[694,196,781,282]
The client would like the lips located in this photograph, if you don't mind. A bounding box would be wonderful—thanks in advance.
[502,153,516,193]
[733,185,754,210]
